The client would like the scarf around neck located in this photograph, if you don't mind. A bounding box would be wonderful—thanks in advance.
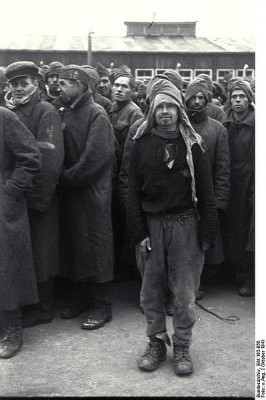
[5,86,38,110]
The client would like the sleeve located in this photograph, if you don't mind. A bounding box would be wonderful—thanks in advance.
[3,109,42,199]
[126,142,149,244]
[60,114,114,189]
[193,144,218,244]
[26,107,64,211]
[118,122,139,210]
[213,124,230,210]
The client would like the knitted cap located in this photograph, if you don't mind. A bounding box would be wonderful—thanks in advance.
[196,73,212,92]
[46,61,64,81]
[59,65,90,86]
[146,75,182,105]
[82,65,100,87]
[185,78,210,103]
[163,69,183,91]
[137,83,147,96]
[5,61,38,82]
[230,80,253,103]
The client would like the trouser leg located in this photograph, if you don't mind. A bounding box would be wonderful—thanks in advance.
[139,218,168,338]
[166,215,204,346]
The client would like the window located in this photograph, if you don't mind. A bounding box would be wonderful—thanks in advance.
[194,69,213,80]
[236,69,255,78]
[155,69,166,75]
[135,69,154,82]
[216,69,235,84]
[179,69,193,82]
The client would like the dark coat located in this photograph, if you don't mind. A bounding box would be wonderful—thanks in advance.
[223,107,255,263]
[9,90,64,282]
[0,107,42,310]
[207,102,225,123]
[188,111,230,264]
[55,91,116,282]
[94,92,112,120]
[127,132,218,246]
[111,100,143,157]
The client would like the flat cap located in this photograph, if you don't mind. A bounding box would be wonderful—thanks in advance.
[5,61,39,82]
[59,65,90,86]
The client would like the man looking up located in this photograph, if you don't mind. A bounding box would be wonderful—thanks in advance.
[96,62,112,100]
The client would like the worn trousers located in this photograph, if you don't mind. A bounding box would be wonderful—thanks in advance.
[137,211,204,346]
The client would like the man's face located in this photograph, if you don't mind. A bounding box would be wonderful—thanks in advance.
[231,89,249,113]
[137,94,147,113]
[186,91,207,111]
[112,76,132,103]
[97,76,112,97]
[47,74,60,96]
[154,101,179,131]
[9,76,37,100]
[58,79,81,104]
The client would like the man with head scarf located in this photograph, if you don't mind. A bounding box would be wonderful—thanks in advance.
[197,73,225,123]
[184,78,230,299]
[54,65,117,329]
[127,77,218,375]
[222,80,255,297]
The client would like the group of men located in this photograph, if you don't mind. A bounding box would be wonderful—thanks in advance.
[0,60,255,377]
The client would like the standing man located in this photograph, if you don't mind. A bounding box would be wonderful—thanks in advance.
[96,62,112,100]
[197,73,225,123]
[184,78,230,298]
[0,107,41,358]
[5,61,64,327]
[56,65,116,329]
[45,61,64,102]
[127,77,218,375]
[222,80,255,296]
[111,70,143,280]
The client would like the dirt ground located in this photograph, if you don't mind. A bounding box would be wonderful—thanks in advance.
[0,279,255,398]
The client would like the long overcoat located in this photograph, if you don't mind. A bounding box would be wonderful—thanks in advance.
[222,107,255,263]
[7,90,64,282]
[55,91,116,282]
[0,107,41,310]
[189,115,230,264]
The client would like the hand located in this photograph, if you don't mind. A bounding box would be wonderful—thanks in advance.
[139,237,152,254]
[201,241,211,252]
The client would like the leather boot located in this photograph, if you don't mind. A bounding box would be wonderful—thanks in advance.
[138,335,170,371]
[0,310,22,359]
[22,304,53,328]
[173,343,193,375]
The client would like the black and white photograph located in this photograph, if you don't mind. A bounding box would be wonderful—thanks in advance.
[0,0,260,397]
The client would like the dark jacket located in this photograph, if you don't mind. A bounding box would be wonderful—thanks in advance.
[9,90,64,212]
[94,92,112,119]
[186,108,230,264]
[111,100,143,156]
[207,102,225,123]
[118,117,145,209]
[222,106,255,262]
[127,132,218,246]
[55,91,116,282]
[0,107,42,310]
